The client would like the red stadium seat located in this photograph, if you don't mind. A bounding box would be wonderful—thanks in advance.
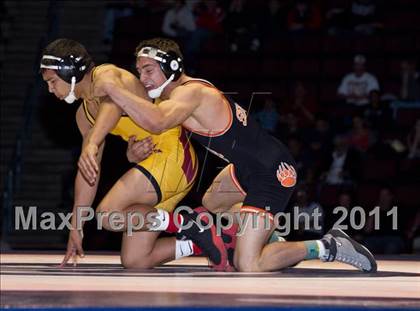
[367,58,386,78]
[416,34,420,51]
[256,81,288,99]
[384,35,414,53]
[381,80,400,96]
[362,159,397,182]
[202,36,227,54]
[356,184,382,207]
[260,59,290,78]
[319,82,339,103]
[322,59,352,79]
[291,35,322,54]
[352,36,384,54]
[395,185,419,207]
[262,38,293,54]
[196,58,229,78]
[399,158,420,177]
[290,59,320,77]
[387,59,404,77]
[327,105,358,119]
[229,58,260,77]
[322,36,352,53]
[396,108,420,127]
[319,185,340,207]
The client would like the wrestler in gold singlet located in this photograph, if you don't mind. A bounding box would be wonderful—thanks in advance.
[83,65,198,211]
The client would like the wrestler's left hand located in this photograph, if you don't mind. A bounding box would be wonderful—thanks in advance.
[93,77,116,97]
[78,143,99,185]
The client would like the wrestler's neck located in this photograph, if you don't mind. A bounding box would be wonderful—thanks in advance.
[75,68,95,100]
[160,74,191,100]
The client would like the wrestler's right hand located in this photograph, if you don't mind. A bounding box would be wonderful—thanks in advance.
[126,136,154,163]
[92,76,117,97]
[78,143,99,185]
[60,229,84,267]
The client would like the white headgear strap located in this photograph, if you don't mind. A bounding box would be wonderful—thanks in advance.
[137,47,173,99]
[40,55,77,104]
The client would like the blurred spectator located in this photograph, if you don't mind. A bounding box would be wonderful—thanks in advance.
[254,97,280,134]
[407,119,420,159]
[307,117,333,159]
[305,117,333,181]
[1,1,15,44]
[347,115,374,152]
[322,135,362,185]
[292,186,324,239]
[162,0,196,40]
[103,0,137,44]
[364,90,392,129]
[282,81,318,128]
[406,210,420,253]
[260,0,290,36]
[325,0,350,36]
[349,0,383,35]
[278,113,302,140]
[195,0,225,34]
[365,92,401,159]
[400,60,420,102]
[185,0,225,70]
[336,189,364,240]
[287,0,321,32]
[363,187,405,254]
[225,0,260,53]
[337,190,353,211]
[337,54,380,106]
[287,136,312,181]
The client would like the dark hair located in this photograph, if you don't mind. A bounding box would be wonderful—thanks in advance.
[41,38,94,72]
[135,37,183,60]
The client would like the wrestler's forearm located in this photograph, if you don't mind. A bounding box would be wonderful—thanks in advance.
[85,127,107,148]
[72,141,104,229]
[71,169,100,229]
[106,85,163,133]
[86,101,122,147]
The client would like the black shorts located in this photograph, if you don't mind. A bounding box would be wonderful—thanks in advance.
[233,155,297,216]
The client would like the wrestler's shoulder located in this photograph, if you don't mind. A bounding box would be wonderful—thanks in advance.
[172,81,217,99]
[94,64,125,79]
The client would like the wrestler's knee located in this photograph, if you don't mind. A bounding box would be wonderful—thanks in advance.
[120,252,154,269]
[96,196,114,214]
[202,193,214,210]
[235,256,263,272]
[96,202,119,231]
[202,193,224,213]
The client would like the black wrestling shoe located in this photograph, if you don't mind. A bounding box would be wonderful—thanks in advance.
[177,209,232,271]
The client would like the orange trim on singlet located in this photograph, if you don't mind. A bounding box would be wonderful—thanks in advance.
[240,206,274,222]
[181,80,233,137]
[229,164,247,196]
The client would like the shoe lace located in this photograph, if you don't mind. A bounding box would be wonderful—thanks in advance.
[336,254,362,268]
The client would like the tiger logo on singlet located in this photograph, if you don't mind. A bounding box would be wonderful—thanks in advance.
[276,162,297,188]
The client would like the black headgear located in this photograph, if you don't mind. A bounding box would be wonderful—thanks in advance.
[40,54,91,83]
[137,47,183,81]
